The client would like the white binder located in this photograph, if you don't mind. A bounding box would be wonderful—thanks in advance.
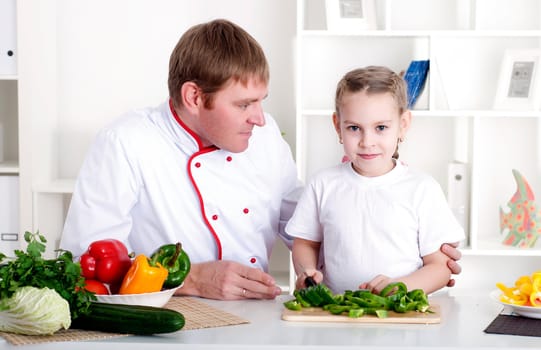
[0,123,3,162]
[0,175,19,255]
[447,162,470,246]
[0,0,17,75]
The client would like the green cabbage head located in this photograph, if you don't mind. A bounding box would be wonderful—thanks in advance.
[0,286,71,335]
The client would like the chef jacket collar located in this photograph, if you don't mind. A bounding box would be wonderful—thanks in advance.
[169,98,218,153]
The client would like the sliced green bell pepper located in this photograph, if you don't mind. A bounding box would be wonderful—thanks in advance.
[380,282,408,298]
[293,290,312,307]
[283,282,432,318]
[283,299,303,311]
[346,290,392,309]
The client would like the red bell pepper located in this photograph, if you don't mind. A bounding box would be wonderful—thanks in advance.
[80,239,132,285]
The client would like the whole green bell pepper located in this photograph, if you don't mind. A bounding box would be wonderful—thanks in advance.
[150,242,191,289]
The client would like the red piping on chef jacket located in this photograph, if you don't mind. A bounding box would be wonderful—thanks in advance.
[169,99,223,260]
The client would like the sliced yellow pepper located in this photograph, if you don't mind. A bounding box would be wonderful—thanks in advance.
[533,275,541,292]
[530,291,541,307]
[496,282,528,306]
[530,274,541,307]
[532,271,541,281]
[515,275,532,287]
[514,275,533,295]
[497,271,541,308]
[500,293,528,305]
[518,282,533,296]
[119,254,168,294]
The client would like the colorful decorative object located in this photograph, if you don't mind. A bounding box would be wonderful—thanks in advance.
[500,169,541,248]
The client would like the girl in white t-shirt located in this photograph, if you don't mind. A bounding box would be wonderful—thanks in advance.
[285,66,465,295]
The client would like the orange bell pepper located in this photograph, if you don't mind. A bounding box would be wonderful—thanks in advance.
[119,254,168,294]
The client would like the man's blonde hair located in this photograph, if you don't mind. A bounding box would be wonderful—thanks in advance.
[168,19,269,109]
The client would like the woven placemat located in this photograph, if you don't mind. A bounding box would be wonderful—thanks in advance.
[0,296,249,346]
[484,314,541,337]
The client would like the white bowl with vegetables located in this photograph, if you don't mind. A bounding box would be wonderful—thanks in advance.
[96,285,181,307]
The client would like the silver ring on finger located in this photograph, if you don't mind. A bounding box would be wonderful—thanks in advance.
[242,288,247,297]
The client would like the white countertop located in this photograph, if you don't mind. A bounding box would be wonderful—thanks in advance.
[0,290,539,349]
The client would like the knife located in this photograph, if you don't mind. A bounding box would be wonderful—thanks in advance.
[304,276,317,287]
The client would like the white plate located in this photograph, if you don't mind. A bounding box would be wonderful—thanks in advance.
[96,286,181,307]
[489,289,541,319]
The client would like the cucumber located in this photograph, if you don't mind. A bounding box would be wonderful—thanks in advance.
[71,302,185,335]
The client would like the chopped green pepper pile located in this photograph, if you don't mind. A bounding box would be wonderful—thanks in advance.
[283,282,432,318]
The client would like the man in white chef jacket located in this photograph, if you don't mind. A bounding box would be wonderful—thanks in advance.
[60,19,462,300]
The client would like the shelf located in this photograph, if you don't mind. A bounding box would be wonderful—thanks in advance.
[463,248,541,257]
[301,30,541,38]
[32,178,75,194]
[0,160,19,174]
[301,109,541,118]
[0,75,17,81]
[301,29,429,37]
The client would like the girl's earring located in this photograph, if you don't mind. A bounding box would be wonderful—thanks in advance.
[393,138,402,159]
[339,138,343,144]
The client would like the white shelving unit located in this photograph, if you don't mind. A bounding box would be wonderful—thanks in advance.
[0,75,18,175]
[296,0,541,290]
[0,0,20,256]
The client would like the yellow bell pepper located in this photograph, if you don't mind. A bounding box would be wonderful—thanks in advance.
[515,275,533,295]
[119,254,168,294]
[496,270,541,308]
[496,282,528,306]
[530,273,541,307]
[530,291,541,307]
[533,275,541,292]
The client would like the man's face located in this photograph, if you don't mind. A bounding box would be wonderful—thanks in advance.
[196,78,268,153]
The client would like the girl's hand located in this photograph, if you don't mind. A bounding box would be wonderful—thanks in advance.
[440,242,462,287]
[295,269,324,290]
[359,274,394,294]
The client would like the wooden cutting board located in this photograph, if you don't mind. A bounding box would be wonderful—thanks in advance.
[282,304,441,324]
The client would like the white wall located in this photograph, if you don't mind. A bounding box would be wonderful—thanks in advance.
[54,0,297,178]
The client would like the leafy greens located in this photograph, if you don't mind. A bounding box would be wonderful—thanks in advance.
[0,231,95,319]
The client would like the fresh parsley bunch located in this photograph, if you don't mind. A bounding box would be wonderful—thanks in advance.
[0,231,95,319]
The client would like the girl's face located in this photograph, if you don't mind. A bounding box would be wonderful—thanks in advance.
[333,91,411,177]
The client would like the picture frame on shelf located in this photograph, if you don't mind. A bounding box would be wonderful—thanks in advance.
[325,0,377,32]
[493,49,541,110]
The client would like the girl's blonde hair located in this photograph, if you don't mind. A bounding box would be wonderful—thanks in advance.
[334,66,408,159]
[334,66,408,117]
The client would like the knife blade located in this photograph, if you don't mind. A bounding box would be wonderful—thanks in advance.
[304,276,317,287]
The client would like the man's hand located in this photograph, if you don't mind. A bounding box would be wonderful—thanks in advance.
[175,260,282,300]
[440,242,462,287]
